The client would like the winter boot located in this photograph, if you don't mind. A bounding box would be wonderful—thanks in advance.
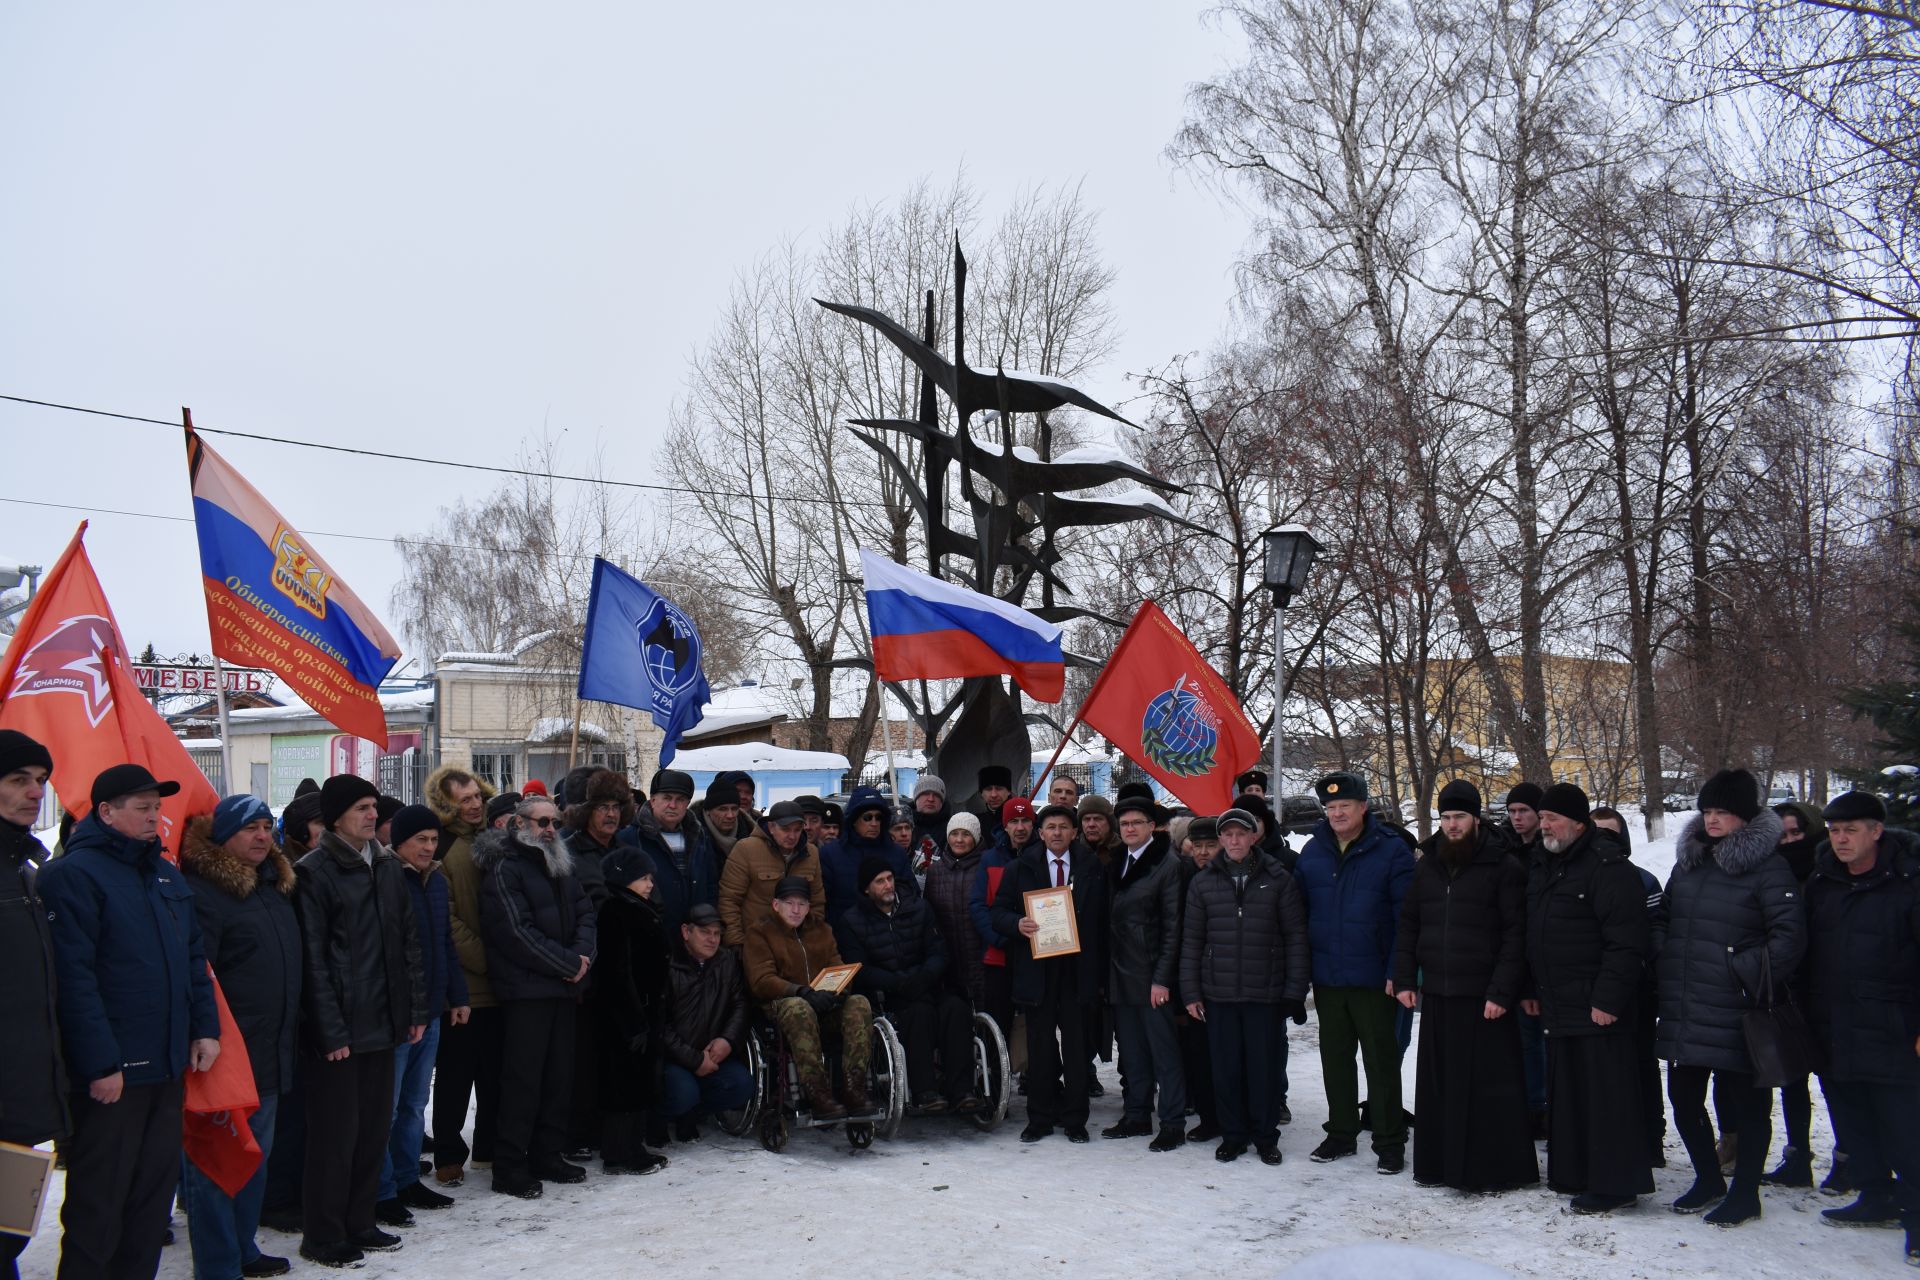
[1672,1174,1728,1214]
[1703,1182,1762,1227]
[804,1081,845,1122]
[1821,1151,1858,1197]
[842,1070,873,1117]
[1822,1193,1902,1229]
[1761,1146,1814,1188]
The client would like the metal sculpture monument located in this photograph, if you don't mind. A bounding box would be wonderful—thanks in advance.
[817,242,1204,797]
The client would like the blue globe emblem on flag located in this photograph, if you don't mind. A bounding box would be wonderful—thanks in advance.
[1141,675,1220,778]
[635,598,703,719]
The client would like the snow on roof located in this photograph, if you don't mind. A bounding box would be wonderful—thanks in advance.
[225,685,435,723]
[685,681,790,737]
[673,743,849,772]
[527,716,608,743]
[1030,737,1110,765]
[435,630,567,666]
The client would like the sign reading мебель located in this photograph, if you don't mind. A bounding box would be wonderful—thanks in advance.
[133,664,273,696]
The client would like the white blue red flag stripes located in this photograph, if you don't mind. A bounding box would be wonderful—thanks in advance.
[577,558,712,765]
[185,426,401,746]
[858,550,1065,703]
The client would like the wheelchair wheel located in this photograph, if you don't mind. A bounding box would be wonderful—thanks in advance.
[971,1010,1011,1132]
[715,1032,765,1139]
[872,1015,908,1140]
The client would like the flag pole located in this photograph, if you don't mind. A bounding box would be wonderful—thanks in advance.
[567,699,582,770]
[877,677,900,800]
[185,408,238,797]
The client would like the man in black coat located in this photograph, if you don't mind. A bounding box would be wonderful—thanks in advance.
[1179,809,1308,1165]
[1504,780,1551,1137]
[1104,795,1187,1150]
[0,733,65,1280]
[840,856,979,1114]
[993,803,1106,1143]
[180,795,302,1280]
[1391,780,1536,1193]
[474,797,597,1199]
[1806,790,1920,1265]
[658,904,753,1132]
[292,775,427,1268]
[1523,783,1652,1214]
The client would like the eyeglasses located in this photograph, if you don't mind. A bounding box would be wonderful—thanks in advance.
[527,816,558,828]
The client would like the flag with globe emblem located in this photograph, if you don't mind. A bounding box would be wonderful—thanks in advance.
[578,557,713,765]
[1077,600,1261,813]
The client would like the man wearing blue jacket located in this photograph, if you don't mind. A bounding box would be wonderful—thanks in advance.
[820,786,919,947]
[40,764,221,1280]
[1294,770,1415,1173]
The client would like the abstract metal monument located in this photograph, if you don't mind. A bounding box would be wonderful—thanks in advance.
[817,242,1205,796]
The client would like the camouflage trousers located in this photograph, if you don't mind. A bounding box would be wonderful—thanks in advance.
[769,995,873,1096]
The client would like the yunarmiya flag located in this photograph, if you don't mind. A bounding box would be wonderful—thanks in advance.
[1076,600,1261,814]
[185,425,401,747]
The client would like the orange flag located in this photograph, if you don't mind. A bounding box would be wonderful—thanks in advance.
[0,523,261,1194]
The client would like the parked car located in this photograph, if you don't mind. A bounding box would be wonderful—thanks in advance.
[1277,793,1324,834]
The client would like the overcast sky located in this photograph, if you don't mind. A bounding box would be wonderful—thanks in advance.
[0,2,1252,670]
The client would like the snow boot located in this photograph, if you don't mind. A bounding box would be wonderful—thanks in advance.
[1822,1193,1902,1229]
[1761,1146,1814,1189]
[1821,1151,1858,1197]
[1672,1175,1728,1214]
[1703,1182,1762,1227]
[842,1071,873,1117]
[805,1082,846,1122]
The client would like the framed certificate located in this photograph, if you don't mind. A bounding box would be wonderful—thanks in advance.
[1023,886,1082,959]
[0,1141,53,1238]
[811,962,861,995]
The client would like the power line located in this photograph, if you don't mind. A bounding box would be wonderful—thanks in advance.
[0,392,891,509]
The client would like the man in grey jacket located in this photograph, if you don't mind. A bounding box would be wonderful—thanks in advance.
[1103,795,1187,1151]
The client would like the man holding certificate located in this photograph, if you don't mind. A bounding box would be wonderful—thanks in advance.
[992,804,1107,1144]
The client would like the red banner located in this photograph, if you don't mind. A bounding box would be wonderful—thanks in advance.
[1077,600,1261,815]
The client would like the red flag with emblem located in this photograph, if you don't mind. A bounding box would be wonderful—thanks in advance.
[0,523,261,1194]
[1076,600,1262,814]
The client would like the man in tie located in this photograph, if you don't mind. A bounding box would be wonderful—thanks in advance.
[1103,795,1187,1150]
[993,804,1107,1144]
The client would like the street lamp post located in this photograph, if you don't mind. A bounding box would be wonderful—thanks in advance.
[1260,525,1322,801]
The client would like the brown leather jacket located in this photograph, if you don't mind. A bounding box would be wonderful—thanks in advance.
[743,913,844,1003]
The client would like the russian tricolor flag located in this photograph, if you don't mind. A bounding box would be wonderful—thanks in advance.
[859,550,1065,703]
[184,426,402,746]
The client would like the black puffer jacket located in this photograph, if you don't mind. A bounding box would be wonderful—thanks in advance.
[474,829,598,1002]
[589,885,669,1110]
[1108,834,1184,1006]
[1654,810,1805,1072]
[1178,852,1309,1006]
[661,946,750,1073]
[1805,827,1920,1083]
[0,820,66,1144]
[839,893,948,1004]
[293,833,426,1056]
[1525,825,1649,1037]
[181,817,303,1095]
[1392,825,1528,1009]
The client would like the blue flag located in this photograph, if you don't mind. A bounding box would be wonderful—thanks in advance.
[578,558,712,765]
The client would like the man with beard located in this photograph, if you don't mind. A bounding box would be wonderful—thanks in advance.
[1525,783,1653,1214]
[994,804,1107,1144]
[1104,795,1187,1150]
[474,798,597,1199]
[718,800,826,947]
[909,776,951,873]
[289,776,425,1267]
[428,767,503,1188]
[1503,781,1550,1138]
[1391,781,1536,1193]
[0,733,65,1280]
[840,859,979,1114]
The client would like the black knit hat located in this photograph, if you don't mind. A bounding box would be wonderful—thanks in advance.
[1314,771,1368,805]
[320,774,381,828]
[0,730,53,780]
[977,764,1014,791]
[604,845,657,890]
[375,794,404,827]
[1697,768,1762,822]
[1538,782,1590,825]
[704,776,741,810]
[1436,780,1482,818]
[281,792,323,841]
[1823,790,1888,823]
[857,854,895,892]
[1505,782,1544,811]
[388,804,441,850]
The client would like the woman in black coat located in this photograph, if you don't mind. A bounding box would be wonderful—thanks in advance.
[1391,783,1536,1192]
[1656,770,1804,1225]
[590,847,671,1175]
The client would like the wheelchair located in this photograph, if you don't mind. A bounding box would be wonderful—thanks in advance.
[723,1004,906,1151]
[883,1001,1014,1133]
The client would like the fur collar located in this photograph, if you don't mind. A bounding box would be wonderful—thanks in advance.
[424,764,494,837]
[1676,808,1783,876]
[181,814,294,900]
[1117,832,1170,890]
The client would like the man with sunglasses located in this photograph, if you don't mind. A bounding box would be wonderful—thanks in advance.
[820,787,919,949]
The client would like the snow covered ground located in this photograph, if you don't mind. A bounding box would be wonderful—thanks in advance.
[18,812,1904,1278]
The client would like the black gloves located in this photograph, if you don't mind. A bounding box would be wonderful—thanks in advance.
[1278,998,1307,1026]
[803,987,839,1017]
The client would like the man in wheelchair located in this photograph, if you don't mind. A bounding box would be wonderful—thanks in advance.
[744,876,874,1121]
[839,857,983,1115]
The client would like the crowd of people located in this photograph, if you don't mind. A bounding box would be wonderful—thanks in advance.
[1,728,1916,1276]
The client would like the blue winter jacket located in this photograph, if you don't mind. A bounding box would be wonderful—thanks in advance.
[820,788,919,945]
[1294,815,1417,988]
[404,863,471,1018]
[39,815,220,1087]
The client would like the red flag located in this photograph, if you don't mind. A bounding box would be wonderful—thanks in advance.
[1077,601,1262,814]
[0,524,261,1193]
